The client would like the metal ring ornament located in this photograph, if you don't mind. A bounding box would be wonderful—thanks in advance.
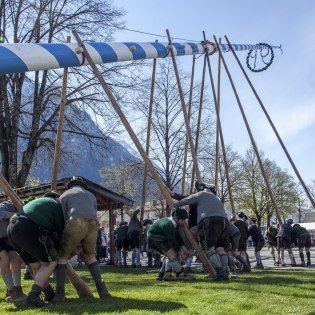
[204,40,216,56]
[246,42,274,72]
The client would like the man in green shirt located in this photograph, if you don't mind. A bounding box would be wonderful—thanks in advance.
[147,208,194,281]
[7,191,64,307]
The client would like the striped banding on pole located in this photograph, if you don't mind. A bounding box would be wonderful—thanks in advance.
[0,41,277,75]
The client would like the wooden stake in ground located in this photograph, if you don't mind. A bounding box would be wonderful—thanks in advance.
[51,36,71,190]
[0,173,92,297]
[72,30,216,278]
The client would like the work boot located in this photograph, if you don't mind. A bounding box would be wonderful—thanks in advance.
[43,285,55,302]
[4,287,17,302]
[156,272,164,281]
[307,252,311,266]
[254,263,264,270]
[212,268,226,282]
[5,286,27,302]
[300,261,306,267]
[23,284,47,308]
[24,272,33,280]
[53,287,65,302]
[176,270,195,281]
[97,281,111,298]
[185,267,193,274]
[163,271,177,281]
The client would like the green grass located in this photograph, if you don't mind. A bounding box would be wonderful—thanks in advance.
[1,267,315,315]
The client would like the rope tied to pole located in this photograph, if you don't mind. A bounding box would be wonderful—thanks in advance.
[75,43,86,66]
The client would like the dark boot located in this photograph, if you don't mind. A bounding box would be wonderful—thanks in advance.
[156,272,164,281]
[236,255,251,272]
[212,267,226,282]
[53,286,65,302]
[5,286,27,302]
[43,284,55,302]
[147,252,153,268]
[24,272,33,280]
[307,252,311,265]
[96,281,111,298]
[23,284,47,308]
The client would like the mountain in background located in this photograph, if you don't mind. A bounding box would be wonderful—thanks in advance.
[30,107,140,185]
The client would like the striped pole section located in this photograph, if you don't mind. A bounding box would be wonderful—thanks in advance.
[0,41,277,75]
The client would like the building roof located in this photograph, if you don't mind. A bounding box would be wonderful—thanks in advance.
[0,177,134,210]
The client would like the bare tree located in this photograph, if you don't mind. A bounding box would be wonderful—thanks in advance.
[0,0,143,187]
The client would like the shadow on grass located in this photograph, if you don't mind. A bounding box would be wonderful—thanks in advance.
[9,297,186,314]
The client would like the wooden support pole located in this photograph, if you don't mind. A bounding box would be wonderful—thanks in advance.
[213,35,282,224]
[181,56,196,195]
[0,173,92,297]
[72,30,174,208]
[51,36,71,190]
[190,54,207,193]
[72,30,216,278]
[225,35,315,211]
[214,38,222,190]
[166,29,202,183]
[203,32,236,216]
[0,174,23,209]
[140,57,157,225]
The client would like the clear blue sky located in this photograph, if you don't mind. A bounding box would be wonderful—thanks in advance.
[112,0,315,184]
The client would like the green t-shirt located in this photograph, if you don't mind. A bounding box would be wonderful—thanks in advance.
[14,197,64,246]
[147,217,183,252]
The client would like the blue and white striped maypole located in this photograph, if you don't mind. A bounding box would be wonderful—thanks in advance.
[0,41,278,75]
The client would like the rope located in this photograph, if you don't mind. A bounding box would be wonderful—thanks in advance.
[111,25,201,43]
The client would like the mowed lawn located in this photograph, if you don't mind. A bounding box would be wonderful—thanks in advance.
[0,267,314,315]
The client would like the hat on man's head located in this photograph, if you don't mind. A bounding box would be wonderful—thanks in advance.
[172,208,188,220]
[44,190,60,198]
[195,181,217,194]
[67,176,88,190]
[238,211,246,218]
[287,218,293,224]
[250,217,257,223]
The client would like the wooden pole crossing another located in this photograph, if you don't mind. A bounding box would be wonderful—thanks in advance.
[213,35,282,224]
[225,35,315,210]
[190,54,207,193]
[166,29,202,183]
[72,30,174,208]
[0,173,92,297]
[181,56,196,195]
[140,57,157,225]
[203,32,236,216]
[51,36,71,190]
[72,30,216,278]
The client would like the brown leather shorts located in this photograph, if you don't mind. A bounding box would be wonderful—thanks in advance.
[59,218,99,258]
